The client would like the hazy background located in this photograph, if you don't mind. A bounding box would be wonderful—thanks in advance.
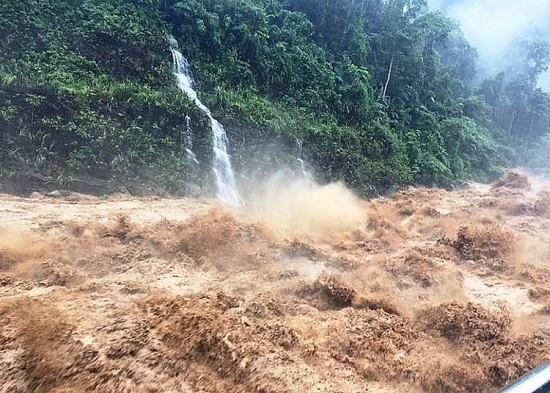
[428,0,550,90]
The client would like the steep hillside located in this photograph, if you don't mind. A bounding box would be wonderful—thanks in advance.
[2,0,550,195]
[0,1,212,194]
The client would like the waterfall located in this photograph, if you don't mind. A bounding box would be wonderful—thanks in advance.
[295,137,307,177]
[182,115,198,166]
[170,48,241,204]
[172,50,199,167]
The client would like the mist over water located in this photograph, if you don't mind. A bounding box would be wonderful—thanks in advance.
[247,175,366,238]
[429,0,550,90]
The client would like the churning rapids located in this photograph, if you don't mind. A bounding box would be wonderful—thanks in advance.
[1,170,550,392]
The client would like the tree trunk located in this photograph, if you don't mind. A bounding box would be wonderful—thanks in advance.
[381,55,394,101]
[508,110,517,133]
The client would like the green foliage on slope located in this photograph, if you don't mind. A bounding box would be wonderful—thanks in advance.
[0,0,212,192]
[1,0,549,195]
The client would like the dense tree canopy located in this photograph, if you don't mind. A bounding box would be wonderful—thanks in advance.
[1,0,549,195]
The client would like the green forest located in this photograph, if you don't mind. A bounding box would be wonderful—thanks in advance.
[1,0,550,196]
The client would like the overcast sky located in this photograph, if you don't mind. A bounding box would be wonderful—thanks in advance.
[428,0,550,90]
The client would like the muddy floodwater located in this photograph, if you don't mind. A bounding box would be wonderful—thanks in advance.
[1,170,549,392]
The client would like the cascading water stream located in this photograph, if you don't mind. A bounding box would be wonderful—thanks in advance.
[295,137,307,177]
[170,47,241,204]
[183,115,198,166]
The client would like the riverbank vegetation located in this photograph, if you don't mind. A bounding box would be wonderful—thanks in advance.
[1,0,549,195]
